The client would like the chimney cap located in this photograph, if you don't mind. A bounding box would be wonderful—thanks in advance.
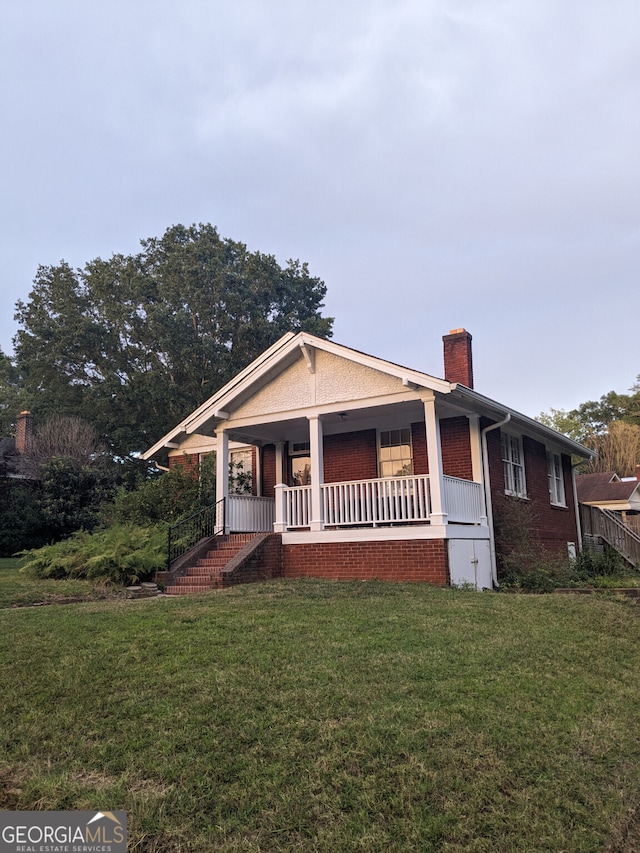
[447,328,469,336]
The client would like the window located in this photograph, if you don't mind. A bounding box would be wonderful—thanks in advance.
[230,448,253,495]
[289,442,311,485]
[379,428,413,478]
[501,432,527,497]
[547,451,566,506]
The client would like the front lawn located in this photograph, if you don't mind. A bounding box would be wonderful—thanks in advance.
[1,580,639,851]
[0,557,122,608]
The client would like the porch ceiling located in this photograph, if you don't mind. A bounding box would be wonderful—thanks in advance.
[223,397,467,446]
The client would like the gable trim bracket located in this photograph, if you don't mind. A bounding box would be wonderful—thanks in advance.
[299,342,315,374]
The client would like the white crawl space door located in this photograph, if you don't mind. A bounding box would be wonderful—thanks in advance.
[448,539,493,590]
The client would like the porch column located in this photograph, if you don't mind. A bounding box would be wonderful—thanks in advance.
[275,441,285,484]
[422,394,447,526]
[308,415,324,531]
[468,414,487,525]
[216,428,230,534]
[273,441,287,533]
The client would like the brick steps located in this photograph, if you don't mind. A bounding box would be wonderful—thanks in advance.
[162,534,255,596]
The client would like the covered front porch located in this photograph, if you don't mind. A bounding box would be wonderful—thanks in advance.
[226,472,485,533]
[216,390,488,537]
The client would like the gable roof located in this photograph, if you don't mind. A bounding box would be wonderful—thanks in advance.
[143,332,594,463]
[576,471,640,505]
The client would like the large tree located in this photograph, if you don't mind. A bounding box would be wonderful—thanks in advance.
[538,378,640,476]
[14,224,333,455]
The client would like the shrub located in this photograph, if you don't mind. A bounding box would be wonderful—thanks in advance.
[20,524,167,586]
[111,454,217,526]
[493,495,572,592]
[0,481,48,556]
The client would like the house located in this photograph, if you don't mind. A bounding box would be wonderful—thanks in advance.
[143,329,593,590]
[576,469,640,553]
[0,411,34,480]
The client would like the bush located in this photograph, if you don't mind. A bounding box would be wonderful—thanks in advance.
[20,524,167,586]
[569,545,624,581]
[0,481,48,556]
[493,495,572,592]
[111,454,217,526]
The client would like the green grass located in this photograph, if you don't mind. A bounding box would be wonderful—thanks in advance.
[1,579,640,851]
[0,557,123,608]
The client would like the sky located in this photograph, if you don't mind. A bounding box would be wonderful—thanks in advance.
[1,0,638,420]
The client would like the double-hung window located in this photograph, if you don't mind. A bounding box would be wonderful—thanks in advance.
[547,451,566,506]
[501,432,527,498]
[378,428,413,478]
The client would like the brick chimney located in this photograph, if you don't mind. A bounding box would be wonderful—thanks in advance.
[635,463,640,482]
[15,411,34,455]
[443,328,473,388]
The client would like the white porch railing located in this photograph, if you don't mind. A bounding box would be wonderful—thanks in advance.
[443,476,485,524]
[279,475,485,530]
[227,494,275,532]
[323,475,431,526]
[284,485,312,528]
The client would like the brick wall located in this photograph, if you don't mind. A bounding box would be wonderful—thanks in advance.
[221,533,283,587]
[411,418,472,479]
[169,453,199,475]
[484,420,579,557]
[323,429,378,483]
[281,538,449,584]
[412,422,429,475]
[261,444,277,496]
[440,417,473,480]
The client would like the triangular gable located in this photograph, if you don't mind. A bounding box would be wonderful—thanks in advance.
[232,347,410,420]
[143,331,595,463]
[182,333,450,436]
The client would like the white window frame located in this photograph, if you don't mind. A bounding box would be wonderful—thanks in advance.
[378,427,414,478]
[501,432,527,498]
[547,451,566,507]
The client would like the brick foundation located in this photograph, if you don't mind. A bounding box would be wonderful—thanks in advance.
[281,538,449,584]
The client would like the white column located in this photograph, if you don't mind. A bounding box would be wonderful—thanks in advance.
[275,441,285,484]
[308,415,324,531]
[273,441,287,533]
[273,483,287,533]
[423,395,447,526]
[216,429,230,534]
[467,414,487,525]
[254,445,262,497]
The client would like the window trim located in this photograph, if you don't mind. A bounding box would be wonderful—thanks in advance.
[501,432,527,498]
[547,450,566,507]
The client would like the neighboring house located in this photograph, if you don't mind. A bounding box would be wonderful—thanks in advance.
[143,329,593,589]
[0,411,34,480]
[577,469,640,539]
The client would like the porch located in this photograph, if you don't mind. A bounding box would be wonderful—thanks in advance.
[226,473,485,533]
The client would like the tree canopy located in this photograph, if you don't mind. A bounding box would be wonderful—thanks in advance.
[12,224,333,456]
[538,377,640,475]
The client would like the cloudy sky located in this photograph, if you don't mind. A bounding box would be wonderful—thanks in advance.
[1,0,638,418]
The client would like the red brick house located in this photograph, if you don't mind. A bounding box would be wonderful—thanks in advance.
[143,329,592,590]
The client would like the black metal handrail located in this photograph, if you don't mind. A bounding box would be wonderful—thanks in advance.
[167,499,225,569]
